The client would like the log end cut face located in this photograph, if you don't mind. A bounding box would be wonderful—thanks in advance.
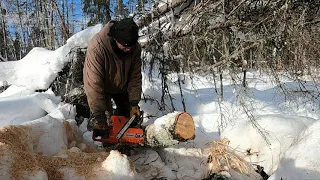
[174,112,195,140]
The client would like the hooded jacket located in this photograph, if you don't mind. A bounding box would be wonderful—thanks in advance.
[83,21,142,115]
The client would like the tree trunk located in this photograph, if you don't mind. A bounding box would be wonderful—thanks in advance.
[25,1,33,49]
[242,60,248,87]
[1,9,8,61]
[105,0,111,23]
[145,111,195,147]
[65,0,70,34]
[16,0,26,59]
[48,1,55,49]
[52,0,69,44]
[136,0,187,27]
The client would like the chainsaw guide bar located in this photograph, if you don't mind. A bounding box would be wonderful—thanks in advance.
[116,115,136,139]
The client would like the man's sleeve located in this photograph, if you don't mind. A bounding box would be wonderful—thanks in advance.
[127,45,142,104]
[83,46,107,114]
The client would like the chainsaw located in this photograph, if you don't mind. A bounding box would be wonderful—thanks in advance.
[91,111,145,146]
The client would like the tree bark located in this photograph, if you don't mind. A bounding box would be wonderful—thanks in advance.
[1,8,8,61]
[105,0,111,23]
[136,0,189,27]
[52,0,69,44]
[48,1,55,49]
[16,0,26,59]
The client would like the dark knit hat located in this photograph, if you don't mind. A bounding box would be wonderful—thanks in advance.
[111,18,139,47]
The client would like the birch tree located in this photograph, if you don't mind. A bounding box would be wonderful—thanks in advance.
[0,4,8,61]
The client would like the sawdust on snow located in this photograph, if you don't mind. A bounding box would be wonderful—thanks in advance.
[0,125,110,180]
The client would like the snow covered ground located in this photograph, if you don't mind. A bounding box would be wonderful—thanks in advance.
[1,24,320,179]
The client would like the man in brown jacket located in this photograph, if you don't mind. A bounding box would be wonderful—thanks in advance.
[83,18,142,136]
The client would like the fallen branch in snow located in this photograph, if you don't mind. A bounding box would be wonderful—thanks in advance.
[205,138,262,179]
[207,138,250,175]
[241,102,271,146]
[0,54,7,62]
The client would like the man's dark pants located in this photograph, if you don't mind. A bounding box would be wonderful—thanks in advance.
[107,90,130,118]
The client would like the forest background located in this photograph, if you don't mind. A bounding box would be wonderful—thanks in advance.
[1,0,320,124]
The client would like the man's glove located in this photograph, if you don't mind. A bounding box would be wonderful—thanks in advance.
[92,112,110,137]
[130,106,140,118]
[130,101,141,118]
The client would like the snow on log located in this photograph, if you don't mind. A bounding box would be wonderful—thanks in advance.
[145,111,195,147]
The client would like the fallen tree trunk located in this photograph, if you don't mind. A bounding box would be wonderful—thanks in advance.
[145,111,195,147]
[136,0,188,28]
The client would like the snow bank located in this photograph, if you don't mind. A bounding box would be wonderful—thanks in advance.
[0,85,35,98]
[132,142,262,180]
[131,147,223,180]
[0,91,62,126]
[0,24,102,91]
[221,114,316,174]
[0,86,137,180]
[57,150,135,180]
[0,105,135,180]
[157,147,207,179]
[132,149,176,179]
[269,120,320,179]
[22,116,70,156]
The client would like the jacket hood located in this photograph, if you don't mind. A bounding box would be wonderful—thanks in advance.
[98,21,116,45]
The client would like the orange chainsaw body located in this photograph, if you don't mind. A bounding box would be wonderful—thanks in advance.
[92,115,144,145]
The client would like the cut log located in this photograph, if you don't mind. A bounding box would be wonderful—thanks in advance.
[145,111,195,147]
[174,112,195,140]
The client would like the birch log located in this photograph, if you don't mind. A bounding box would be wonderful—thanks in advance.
[145,111,195,147]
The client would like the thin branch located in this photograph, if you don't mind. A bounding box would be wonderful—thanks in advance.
[0,54,7,62]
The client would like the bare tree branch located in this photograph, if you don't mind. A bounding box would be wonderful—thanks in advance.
[0,54,7,62]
